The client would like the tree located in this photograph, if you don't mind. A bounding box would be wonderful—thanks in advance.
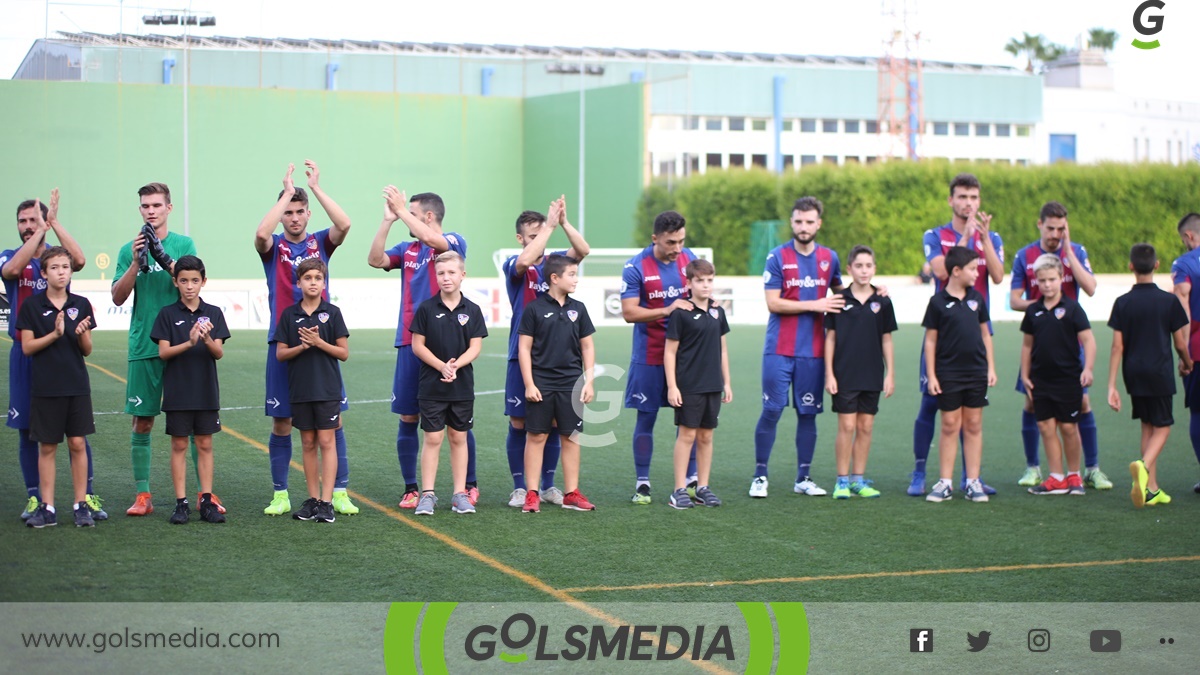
[1088,27,1118,52]
[1004,32,1067,73]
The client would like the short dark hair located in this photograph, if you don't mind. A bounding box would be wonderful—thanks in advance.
[944,246,976,275]
[296,257,328,280]
[173,255,206,279]
[1177,212,1200,235]
[16,200,48,221]
[684,258,716,279]
[792,196,823,217]
[543,254,577,282]
[278,187,309,206]
[653,210,686,235]
[410,192,445,223]
[1130,243,1157,275]
[848,244,875,265]
[138,182,172,204]
[1039,201,1068,221]
[39,245,71,267]
[949,173,980,196]
[515,210,546,233]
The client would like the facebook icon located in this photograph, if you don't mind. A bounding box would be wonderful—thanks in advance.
[910,628,933,652]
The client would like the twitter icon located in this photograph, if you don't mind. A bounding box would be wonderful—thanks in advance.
[967,631,991,652]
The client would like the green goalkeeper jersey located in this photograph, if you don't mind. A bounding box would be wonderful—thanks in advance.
[113,231,198,361]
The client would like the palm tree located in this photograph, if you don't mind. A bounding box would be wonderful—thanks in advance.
[1088,27,1118,52]
[1004,32,1066,73]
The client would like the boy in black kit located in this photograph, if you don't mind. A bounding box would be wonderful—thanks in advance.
[409,252,488,516]
[664,259,731,509]
[1106,243,1192,508]
[921,246,996,504]
[17,246,97,528]
[151,256,230,524]
[518,254,596,513]
[825,245,897,499]
[274,258,350,523]
[1020,254,1096,496]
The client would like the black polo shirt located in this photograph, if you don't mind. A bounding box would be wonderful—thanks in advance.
[665,300,730,394]
[826,288,898,391]
[150,299,232,411]
[272,300,349,403]
[517,293,596,392]
[15,291,95,397]
[409,293,488,401]
[921,286,990,383]
[1107,283,1188,396]
[1019,297,1089,394]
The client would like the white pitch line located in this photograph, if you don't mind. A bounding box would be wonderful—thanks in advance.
[93,389,506,416]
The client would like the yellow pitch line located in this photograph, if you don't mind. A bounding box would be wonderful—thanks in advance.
[88,359,732,675]
[560,554,1200,594]
[86,361,127,383]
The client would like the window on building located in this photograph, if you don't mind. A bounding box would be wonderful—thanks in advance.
[976,123,990,137]
[996,123,1011,137]
[1016,125,1031,137]
[800,119,817,133]
[685,116,700,130]
[751,119,768,131]
[844,156,860,164]
[705,118,723,131]
[1167,140,1172,163]
[1133,138,1139,161]
[933,122,949,136]
[706,153,722,168]
[1145,138,1150,160]
[1016,159,1029,166]
[782,120,794,131]
[728,117,746,131]
[844,120,860,134]
[822,155,838,165]
[865,156,878,164]
[865,120,878,133]
[687,154,700,173]
[822,119,839,133]
[730,153,745,167]
[954,123,970,136]
[658,160,676,176]
[783,154,795,170]
[800,154,817,166]
[751,154,767,167]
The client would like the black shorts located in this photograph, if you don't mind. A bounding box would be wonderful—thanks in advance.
[29,394,95,444]
[1032,391,1083,423]
[526,390,583,436]
[832,390,881,415]
[419,399,474,432]
[164,410,222,436]
[1131,395,1174,428]
[675,391,721,429]
[291,400,341,431]
[936,383,989,412]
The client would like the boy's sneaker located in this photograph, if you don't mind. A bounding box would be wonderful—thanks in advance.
[126,492,154,516]
[965,479,990,502]
[694,486,723,507]
[669,488,694,510]
[169,501,190,525]
[562,490,595,511]
[331,489,359,515]
[749,476,769,498]
[631,484,652,505]
[451,492,476,514]
[74,502,95,528]
[1066,474,1086,496]
[264,491,291,516]
[415,492,437,516]
[293,497,320,521]
[26,504,56,528]
[794,478,827,496]
[523,490,541,513]
[542,486,564,505]
[961,478,997,495]
[1146,489,1171,506]
[199,495,226,523]
[850,480,881,498]
[1084,467,1113,490]
[85,494,108,520]
[198,492,226,514]
[398,490,420,510]
[507,488,527,508]
[313,501,336,523]
[20,496,39,521]
[1029,476,1069,495]
[907,470,926,496]
[1018,466,1042,487]
[1129,460,1148,509]
[925,481,953,503]
[832,480,851,500]
[466,486,480,506]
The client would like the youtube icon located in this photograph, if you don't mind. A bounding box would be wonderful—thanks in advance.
[1090,630,1122,653]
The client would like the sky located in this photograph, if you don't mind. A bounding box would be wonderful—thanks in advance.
[2,0,1198,102]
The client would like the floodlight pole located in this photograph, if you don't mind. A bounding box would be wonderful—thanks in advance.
[182,14,190,235]
[578,51,586,239]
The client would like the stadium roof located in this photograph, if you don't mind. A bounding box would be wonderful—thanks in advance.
[50,31,1019,74]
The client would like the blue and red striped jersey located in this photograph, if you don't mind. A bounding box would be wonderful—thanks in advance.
[1011,240,1092,301]
[260,230,338,342]
[0,244,49,341]
[922,222,1005,306]
[763,242,841,358]
[503,250,566,360]
[385,232,468,347]
[1171,248,1200,359]
[621,245,695,365]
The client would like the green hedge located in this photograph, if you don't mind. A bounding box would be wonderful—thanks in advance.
[634,161,1200,275]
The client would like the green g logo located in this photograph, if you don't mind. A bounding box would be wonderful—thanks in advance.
[1132,0,1165,49]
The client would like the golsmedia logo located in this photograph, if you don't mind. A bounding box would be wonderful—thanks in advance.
[384,602,809,673]
[1131,0,1165,50]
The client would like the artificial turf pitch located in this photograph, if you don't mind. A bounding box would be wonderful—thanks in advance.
[2,323,1198,604]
